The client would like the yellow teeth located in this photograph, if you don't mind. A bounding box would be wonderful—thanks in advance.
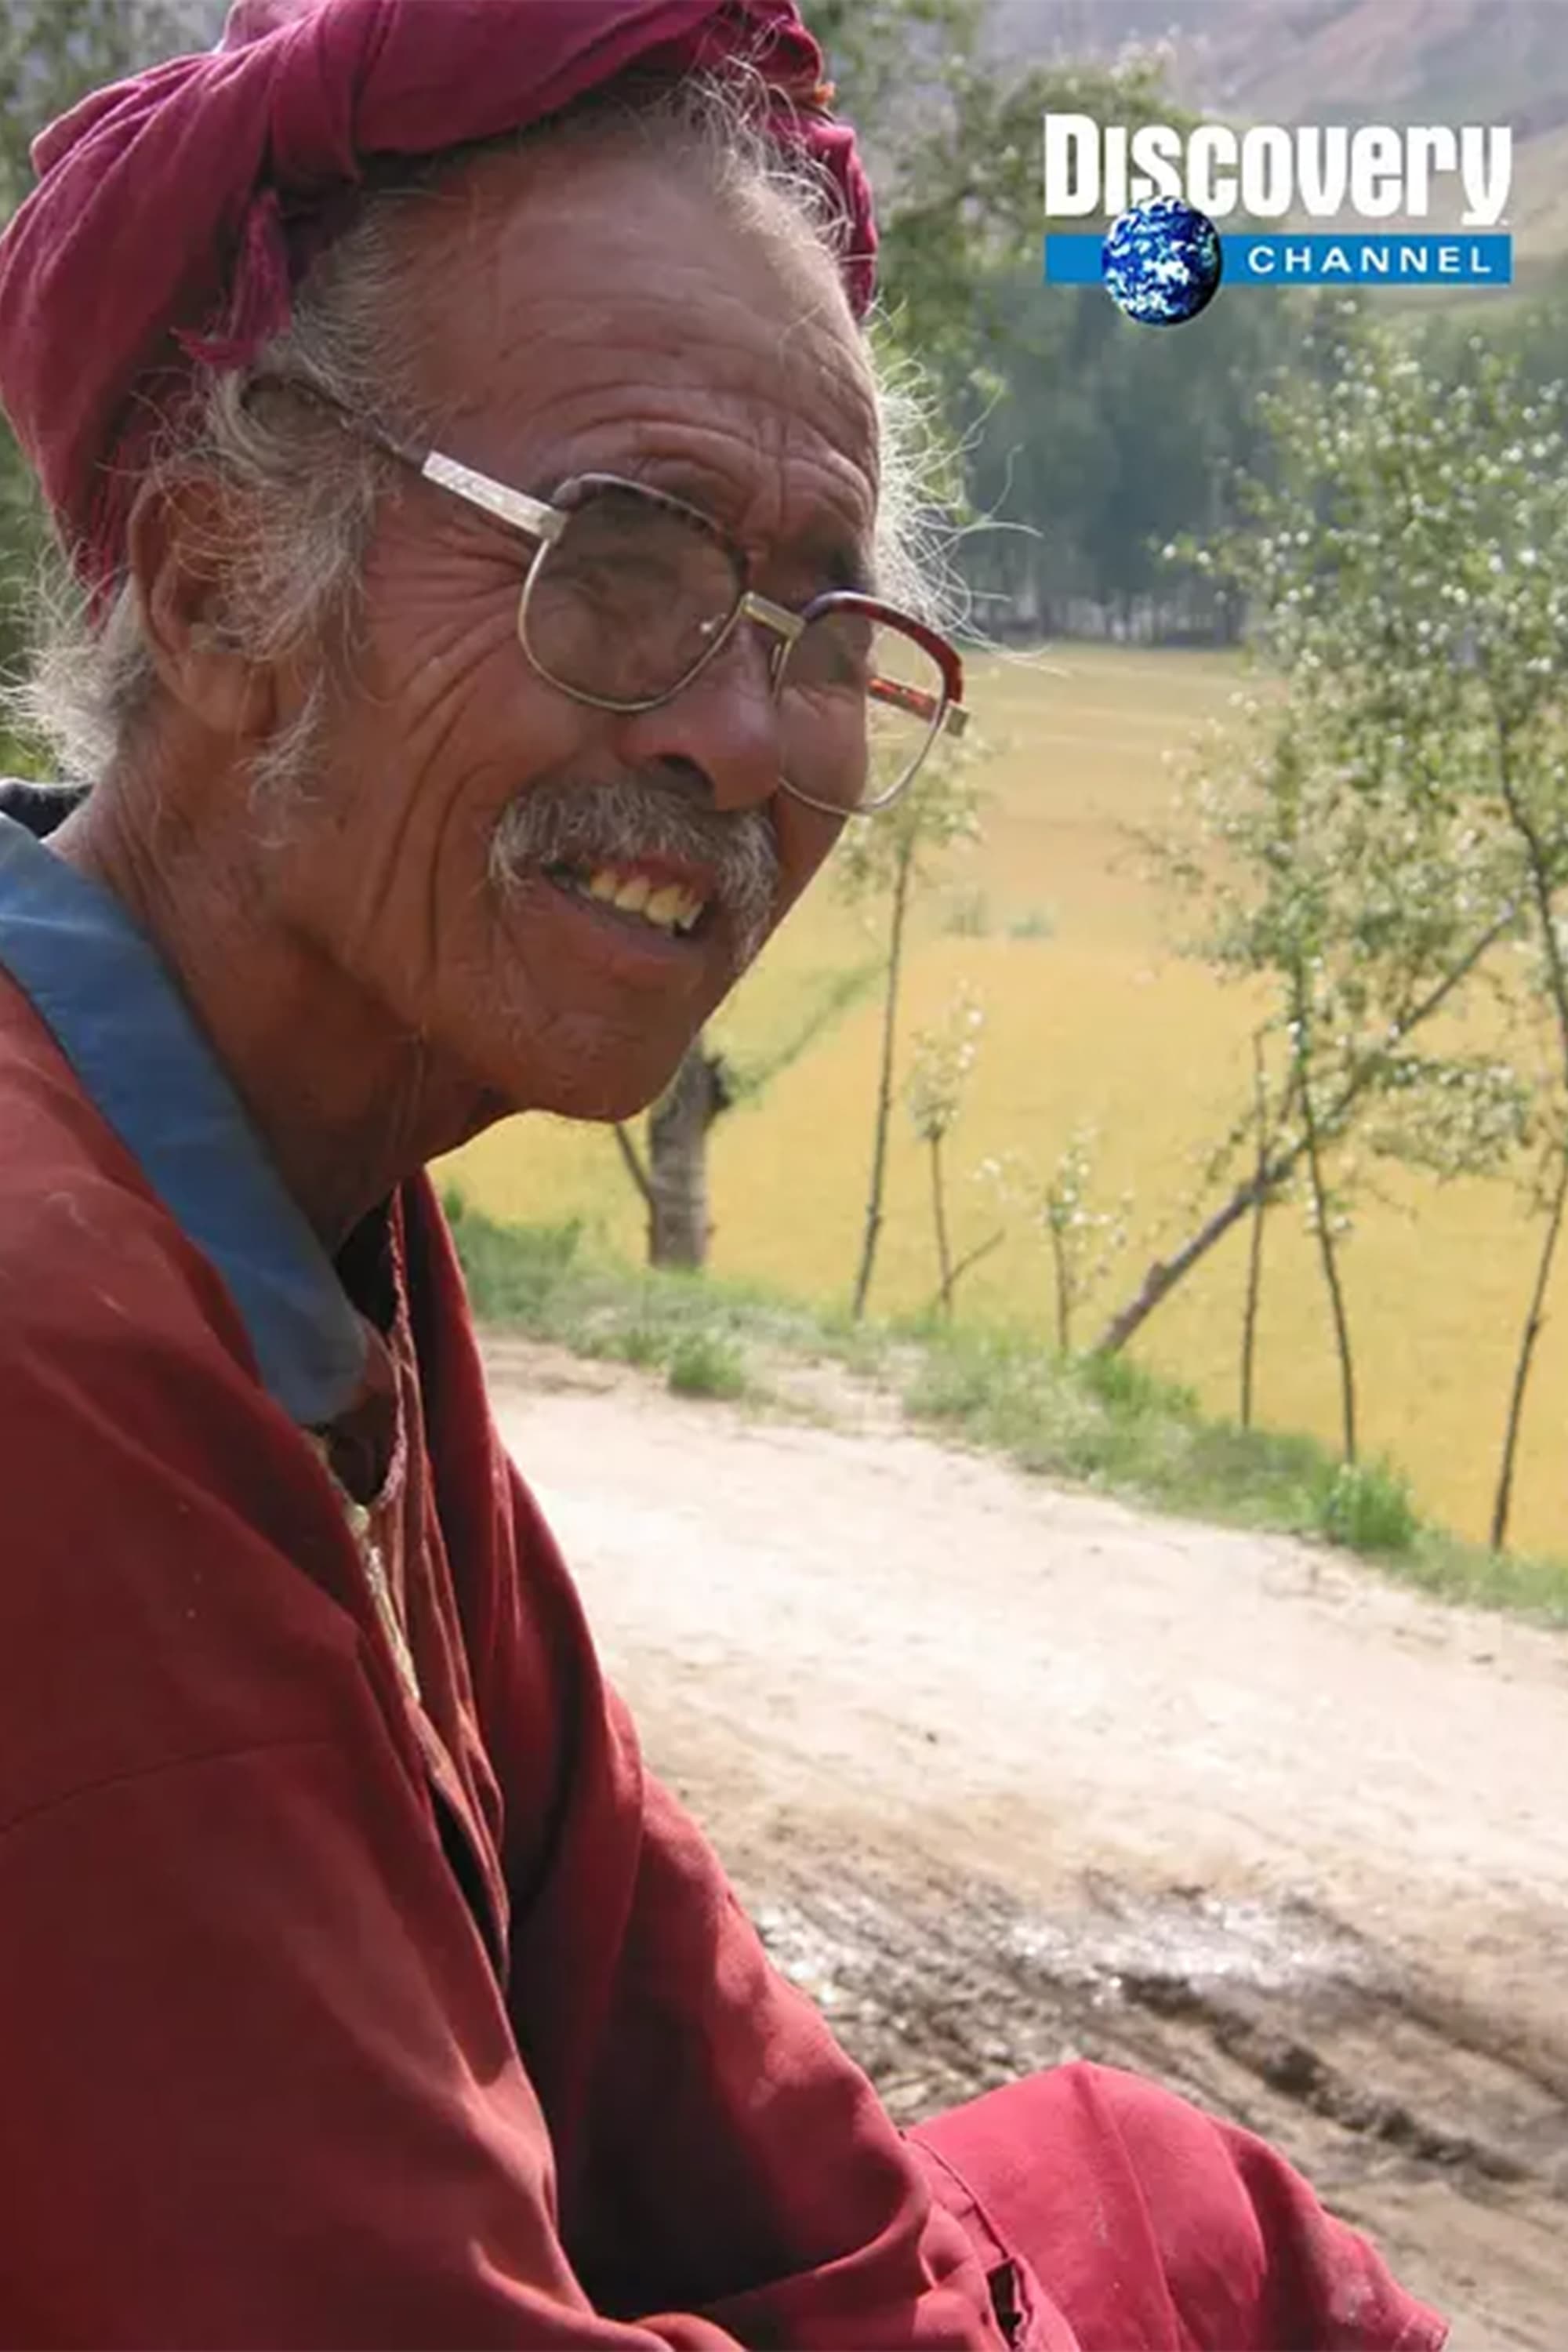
[575,866,706,935]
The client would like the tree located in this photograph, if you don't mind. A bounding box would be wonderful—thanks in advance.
[1237,1029,1294,1430]
[1102,303,1568,1547]
[904,980,998,1315]
[1114,661,1523,1360]
[960,245,1308,641]
[805,0,1330,644]
[619,0,1044,1275]
[1244,313,1568,1542]
[613,959,880,1269]
[0,2,214,214]
[0,3,212,690]
[617,6,1298,1277]
[613,1044,734,1269]
[805,2,1156,394]
[984,1127,1130,1356]
[1491,1115,1568,1552]
[837,733,984,1318]
[807,0,1294,642]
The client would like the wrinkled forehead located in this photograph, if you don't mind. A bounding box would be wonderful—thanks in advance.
[391,139,880,561]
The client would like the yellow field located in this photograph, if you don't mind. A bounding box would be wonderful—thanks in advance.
[446,644,1568,1555]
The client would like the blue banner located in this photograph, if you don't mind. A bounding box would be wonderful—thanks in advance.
[1045,231,1513,288]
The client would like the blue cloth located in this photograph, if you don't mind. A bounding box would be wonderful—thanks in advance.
[0,811,365,1425]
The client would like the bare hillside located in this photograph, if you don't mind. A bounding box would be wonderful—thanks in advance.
[1002,0,1568,256]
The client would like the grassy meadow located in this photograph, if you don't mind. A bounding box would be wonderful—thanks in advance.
[445,643,1568,1556]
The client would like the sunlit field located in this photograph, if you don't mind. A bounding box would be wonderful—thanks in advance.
[445,643,1568,1555]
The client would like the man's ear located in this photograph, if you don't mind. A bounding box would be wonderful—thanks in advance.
[124,474,278,743]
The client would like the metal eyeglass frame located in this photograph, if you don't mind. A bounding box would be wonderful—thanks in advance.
[264,377,968,815]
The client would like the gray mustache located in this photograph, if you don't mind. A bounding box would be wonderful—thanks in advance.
[488,775,780,968]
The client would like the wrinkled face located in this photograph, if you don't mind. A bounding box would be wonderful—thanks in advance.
[257,141,880,1125]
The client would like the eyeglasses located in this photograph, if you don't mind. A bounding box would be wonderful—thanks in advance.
[263,380,967,815]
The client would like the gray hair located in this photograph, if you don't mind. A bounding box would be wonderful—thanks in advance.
[20,71,956,791]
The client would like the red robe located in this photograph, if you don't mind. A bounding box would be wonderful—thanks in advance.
[0,819,1444,2351]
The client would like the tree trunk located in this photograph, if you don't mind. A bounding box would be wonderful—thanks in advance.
[1240,1039,1269,1430]
[851,834,916,1320]
[1048,1222,1072,1355]
[931,1230,1004,1320]
[1487,705,1568,1548]
[642,1040,731,1269]
[1490,1144,1568,1552]
[612,1123,655,1218]
[1301,1074,1357,1465]
[1290,963,1358,1466]
[928,1131,955,1317]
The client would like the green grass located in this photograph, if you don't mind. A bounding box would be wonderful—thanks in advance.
[1316,1459,1421,1555]
[444,1190,1568,1628]
[441,1185,880,1383]
[666,1330,750,1401]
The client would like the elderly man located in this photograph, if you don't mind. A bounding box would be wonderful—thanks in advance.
[0,3,1443,2347]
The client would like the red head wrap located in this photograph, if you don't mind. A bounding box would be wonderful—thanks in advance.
[0,0,875,597]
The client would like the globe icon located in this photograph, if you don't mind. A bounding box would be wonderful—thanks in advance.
[1102,197,1222,325]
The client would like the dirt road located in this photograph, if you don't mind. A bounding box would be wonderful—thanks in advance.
[487,1339,1568,2350]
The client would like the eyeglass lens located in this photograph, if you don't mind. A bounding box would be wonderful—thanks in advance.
[522,484,744,708]
[776,605,948,811]
[521,486,949,811]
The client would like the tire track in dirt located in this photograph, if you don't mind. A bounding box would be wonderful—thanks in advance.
[740,1860,1566,2352]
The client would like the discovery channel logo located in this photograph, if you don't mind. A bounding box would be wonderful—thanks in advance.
[1042,117,1514,325]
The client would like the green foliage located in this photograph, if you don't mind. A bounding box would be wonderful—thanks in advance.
[963,263,1306,637]
[0,2,208,216]
[1079,1346,1195,1417]
[1156,684,1527,1197]
[835,728,986,908]
[904,1328,1429,1570]
[903,1323,1364,1540]
[0,3,210,685]
[840,729,989,1320]
[803,0,1304,637]
[1313,1459,1419,1555]
[666,1330,749,1401]
[1428,254,1568,408]
[904,982,984,1147]
[441,1189,585,1323]
[445,1196,782,1375]
[1125,297,1568,1534]
[905,982,995,1318]
[601,1321,666,1370]
[982,1125,1131,1354]
[804,1,1166,393]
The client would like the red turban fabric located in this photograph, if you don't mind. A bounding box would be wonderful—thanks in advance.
[0,0,875,597]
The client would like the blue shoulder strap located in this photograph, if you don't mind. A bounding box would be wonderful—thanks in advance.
[0,813,365,1425]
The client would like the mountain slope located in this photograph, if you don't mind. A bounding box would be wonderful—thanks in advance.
[996,0,1568,258]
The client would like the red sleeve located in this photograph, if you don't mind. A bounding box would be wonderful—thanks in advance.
[0,1157,996,2351]
[914,2065,1447,2352]
[400,1179,1000,2350]
[0,1194,742,2350]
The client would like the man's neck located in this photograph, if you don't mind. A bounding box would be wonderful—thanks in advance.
[49,776,492,1251]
